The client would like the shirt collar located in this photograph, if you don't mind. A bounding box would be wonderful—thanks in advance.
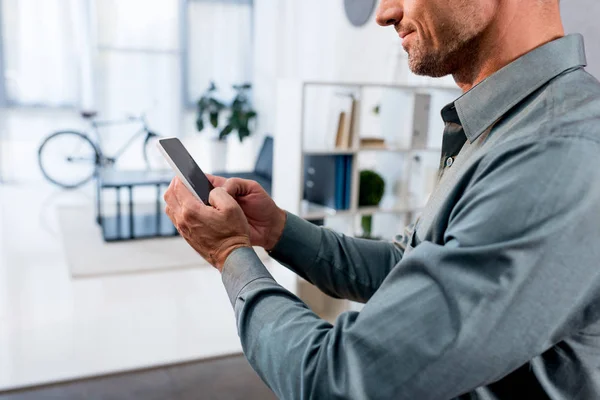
[444,34,588,143]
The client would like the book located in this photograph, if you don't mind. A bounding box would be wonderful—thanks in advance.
[345,97,358,149]
[331,93,355,149]
[344,155,353,209]
[335,157,346,209]
[334,112,348,149]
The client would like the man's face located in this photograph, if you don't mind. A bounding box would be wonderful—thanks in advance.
[376,0,497,77]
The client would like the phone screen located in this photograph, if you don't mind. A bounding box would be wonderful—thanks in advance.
[160,138,214,205]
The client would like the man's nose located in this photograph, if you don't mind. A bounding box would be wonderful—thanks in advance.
[375,0,404,27]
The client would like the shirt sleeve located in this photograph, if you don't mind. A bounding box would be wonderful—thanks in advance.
[267,212,405,303]
[220,136,600,399]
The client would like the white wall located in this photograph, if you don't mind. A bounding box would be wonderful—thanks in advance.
[561,0,600,79]
[251,0,599,191]
[253,0,600,140]
[251,0,456,141]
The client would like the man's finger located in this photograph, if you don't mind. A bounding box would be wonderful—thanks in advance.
[165,177,185,207]
[206,173,228,187]
[165,204,174,220]
[172,177,202,207]
[164,178,176,203]
[209,187,240,211]
[222,177,254,197]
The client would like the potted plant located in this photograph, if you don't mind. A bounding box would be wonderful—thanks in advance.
[196,82,257,140]
[195,82,257,171]
[358,170,385,238]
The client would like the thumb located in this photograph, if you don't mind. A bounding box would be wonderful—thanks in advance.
[206,173,227,188]
[209,187,240,211]
[222,178,251,197]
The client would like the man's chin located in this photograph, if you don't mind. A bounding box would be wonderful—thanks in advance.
[408,55,450,78]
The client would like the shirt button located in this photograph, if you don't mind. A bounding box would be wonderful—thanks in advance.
[446,157,454,168]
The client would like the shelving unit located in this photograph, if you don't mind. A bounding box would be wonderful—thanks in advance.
[273,79,460,239]
[272,79,460,319]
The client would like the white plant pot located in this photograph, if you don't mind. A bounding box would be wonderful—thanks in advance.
[183,135,228,174]
[226,134,256,172]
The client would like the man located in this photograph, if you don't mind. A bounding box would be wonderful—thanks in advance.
[164,0,600,398]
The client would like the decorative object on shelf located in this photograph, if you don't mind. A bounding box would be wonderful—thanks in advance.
[358,169,385,238]
[411,93,431,149]
[195,81,257,142]
[360,137,386,149]
[344,0,377,27]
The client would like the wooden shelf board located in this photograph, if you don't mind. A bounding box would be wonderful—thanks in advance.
[299,200,353,220]
[358,146,442,153]
[356,205,422,215]
[303,148,357,156]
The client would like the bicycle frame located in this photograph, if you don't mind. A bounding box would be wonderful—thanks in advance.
[88,117,151,163]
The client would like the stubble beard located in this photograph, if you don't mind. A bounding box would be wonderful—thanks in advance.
[406,27,483,78]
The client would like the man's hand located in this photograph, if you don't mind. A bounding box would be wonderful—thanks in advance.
[164,177,251,272]
[207,175,286,251]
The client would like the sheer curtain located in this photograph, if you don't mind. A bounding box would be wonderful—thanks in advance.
[2,0,80,106]
[93,0,181,168]
[187,0,252,104]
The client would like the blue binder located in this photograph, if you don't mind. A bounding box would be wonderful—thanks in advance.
[303,155,353,211]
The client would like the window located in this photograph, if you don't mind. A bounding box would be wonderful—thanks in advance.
[2,0,79,106]
[186,0,253,105]
[93,0,182,146]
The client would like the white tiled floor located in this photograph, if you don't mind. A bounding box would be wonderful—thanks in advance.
[0,109,297,391]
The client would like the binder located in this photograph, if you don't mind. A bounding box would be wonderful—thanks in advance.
[303,155,353,211]
[344,156,353,209]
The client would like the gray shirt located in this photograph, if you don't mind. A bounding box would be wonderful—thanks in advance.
[221,34,600,399]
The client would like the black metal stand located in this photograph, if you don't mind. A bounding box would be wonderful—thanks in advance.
[96,169,178,242]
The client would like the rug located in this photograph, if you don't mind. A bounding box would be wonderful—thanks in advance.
[57,206,269,278]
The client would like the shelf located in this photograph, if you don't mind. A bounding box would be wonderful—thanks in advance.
[302,147,442,155]
[358,146,442,153]
[303,148,357,156]
[412,147,443,152]
[356,205,421,216]
[299,200,352,220]
[302,81,461,93]
[299,202,422,220]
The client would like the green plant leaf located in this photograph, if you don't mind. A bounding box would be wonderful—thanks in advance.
[209,112,219,128]
[238,126,250,142]
[196,117,204,132]
[219,124,233,140]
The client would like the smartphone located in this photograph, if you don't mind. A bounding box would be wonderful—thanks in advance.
[157,137,214,205]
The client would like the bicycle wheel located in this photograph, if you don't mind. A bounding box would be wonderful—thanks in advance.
[142,131,169,170]
[38,131,100,189]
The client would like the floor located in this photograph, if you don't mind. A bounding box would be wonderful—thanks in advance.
[0,109,297,391]
[0,355,275,400]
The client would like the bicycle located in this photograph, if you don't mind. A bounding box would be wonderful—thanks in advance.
[38,111,163,189]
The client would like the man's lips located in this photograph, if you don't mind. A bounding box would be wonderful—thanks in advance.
[399,30,415,39]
